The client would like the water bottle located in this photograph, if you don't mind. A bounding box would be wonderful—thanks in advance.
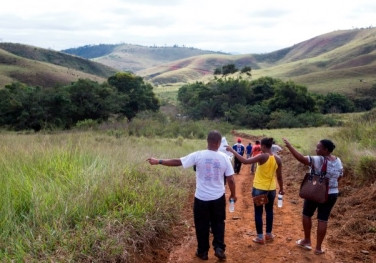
[229,198,235,212]
[277,194,283,208]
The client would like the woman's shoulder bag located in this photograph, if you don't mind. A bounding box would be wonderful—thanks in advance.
[299,156,329,203]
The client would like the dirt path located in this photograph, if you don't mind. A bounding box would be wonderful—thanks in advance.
[166,138,338,263]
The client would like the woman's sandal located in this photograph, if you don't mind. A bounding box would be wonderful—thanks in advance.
[296,239,312,250]
[252,237,265,244]
[314,249,325,255]
[265,234,275,242]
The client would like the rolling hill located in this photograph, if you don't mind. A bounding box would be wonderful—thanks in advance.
[1,27,375,95]
[63,44,227,73]
[0,43,117,88]
[136,28,376,94]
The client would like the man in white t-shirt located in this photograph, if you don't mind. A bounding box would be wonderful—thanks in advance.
[147,130,237,261]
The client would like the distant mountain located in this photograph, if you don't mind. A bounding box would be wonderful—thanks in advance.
[62,44,228,73]
[0,43,117,88]
[62,44,120,59]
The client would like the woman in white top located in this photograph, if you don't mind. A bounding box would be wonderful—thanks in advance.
[283,138,343,255]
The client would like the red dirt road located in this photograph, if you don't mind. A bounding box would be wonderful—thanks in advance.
[161,137,375,263]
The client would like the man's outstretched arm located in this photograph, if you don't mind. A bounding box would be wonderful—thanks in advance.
[147,158,182,166]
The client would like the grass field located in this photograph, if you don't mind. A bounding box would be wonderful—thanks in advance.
[0,114,374,260]
[0,131,203,261]
[237,127,340,153]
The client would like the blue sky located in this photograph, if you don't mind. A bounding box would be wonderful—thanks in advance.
[1,0,375,54]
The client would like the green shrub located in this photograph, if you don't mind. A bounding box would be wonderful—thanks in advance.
[355,155,376,184]
[266,111,301,128]
[75,119,98,130]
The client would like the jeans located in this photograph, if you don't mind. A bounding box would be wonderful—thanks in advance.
[193,195,226,253]
[252,188,276,235]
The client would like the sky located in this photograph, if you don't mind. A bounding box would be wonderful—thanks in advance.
[1,0,375,54]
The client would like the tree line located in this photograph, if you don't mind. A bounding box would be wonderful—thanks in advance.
[177,76,375,128]
[0,72,159,131]
[1,72,374,131]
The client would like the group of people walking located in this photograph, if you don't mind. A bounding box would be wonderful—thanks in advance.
[147,130,343,261]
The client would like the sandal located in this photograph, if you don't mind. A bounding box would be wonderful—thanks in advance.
[265,234,275,242]
[252,237,265,244]
[314,249,325,255]
[296,239,312,250]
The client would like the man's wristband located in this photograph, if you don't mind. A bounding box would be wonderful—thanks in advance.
[158,160,163,164]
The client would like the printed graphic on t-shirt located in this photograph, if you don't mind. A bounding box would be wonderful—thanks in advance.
[236,145,242,154]
[204,158,221,181]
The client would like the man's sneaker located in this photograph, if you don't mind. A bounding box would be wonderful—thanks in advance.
[214,247,226,260]
[196,251,208,260]
[265,234,275,242]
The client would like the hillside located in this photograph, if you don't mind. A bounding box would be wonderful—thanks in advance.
[253,28,376,94]
[2,28,375,93]
[137,28,376,94]
[62,44,228,73]
[138,54,258,85]
[0,43,117,88]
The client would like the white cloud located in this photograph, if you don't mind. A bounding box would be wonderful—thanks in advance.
[0,0,375,53]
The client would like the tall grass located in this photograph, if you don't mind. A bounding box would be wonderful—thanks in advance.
[332,109,376,185]
[0,132,203,261]
[96,112,235,140]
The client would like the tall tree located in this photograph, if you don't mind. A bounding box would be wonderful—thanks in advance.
[108,72,159,120]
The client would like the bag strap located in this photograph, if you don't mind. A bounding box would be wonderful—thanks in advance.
[309,156,314,175]
[320,157,328,176]
[309,156,327,175]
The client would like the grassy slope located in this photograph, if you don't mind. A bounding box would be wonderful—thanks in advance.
[139,53,257,85]
[0,43,116,78]
[92,44,228,73]
[253,28,376,94]
[0,48,108,88]
[1,28,375,93]
[0,43,119,88]
[141,28,376,95]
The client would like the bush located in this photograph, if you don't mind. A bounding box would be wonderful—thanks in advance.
[355,155,376,184]
[266,111,301,128]
[75,119,99,130]
[333,110,376,185]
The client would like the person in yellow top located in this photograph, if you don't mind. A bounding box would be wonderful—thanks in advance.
[226,138,284,244]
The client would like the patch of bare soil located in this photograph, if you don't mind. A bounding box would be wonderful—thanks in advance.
[145,135,375,263]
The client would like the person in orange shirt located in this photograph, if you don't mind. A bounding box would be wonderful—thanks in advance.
[251,140,262,174]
